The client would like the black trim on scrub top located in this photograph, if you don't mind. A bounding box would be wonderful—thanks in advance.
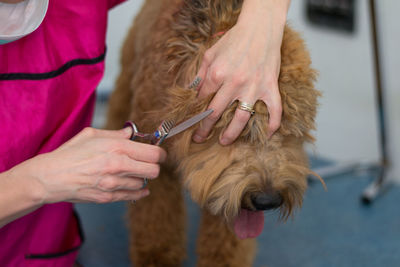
[0,50,106,81]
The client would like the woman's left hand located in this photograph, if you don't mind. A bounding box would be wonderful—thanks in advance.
[192,0,290,145]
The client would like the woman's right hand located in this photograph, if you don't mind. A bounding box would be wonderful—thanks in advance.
[9,127,166,204]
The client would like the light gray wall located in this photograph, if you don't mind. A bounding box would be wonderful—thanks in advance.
[287,0,400,183]
[98,0,144,93]
[101,0,399,182]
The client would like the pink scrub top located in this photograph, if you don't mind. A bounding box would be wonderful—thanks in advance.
[0,0,125,266]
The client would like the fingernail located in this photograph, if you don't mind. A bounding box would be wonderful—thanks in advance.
[220,138,229,146]
[193,134,204,143]
[122,126,132,138]
[143,190,150,197]
[123,126,132,136]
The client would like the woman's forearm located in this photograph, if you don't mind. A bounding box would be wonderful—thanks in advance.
[0,166,43,228]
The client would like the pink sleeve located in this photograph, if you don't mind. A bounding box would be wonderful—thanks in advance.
[108,0,127,9]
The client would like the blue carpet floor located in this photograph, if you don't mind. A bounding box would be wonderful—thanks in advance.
[76,161,400,267]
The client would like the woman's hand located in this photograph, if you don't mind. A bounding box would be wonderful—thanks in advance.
[10,127,166,204]
[192,0,290,145]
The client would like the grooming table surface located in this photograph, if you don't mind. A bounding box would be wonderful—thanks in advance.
[76,159,400,267]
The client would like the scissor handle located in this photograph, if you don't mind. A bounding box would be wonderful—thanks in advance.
[124,121,149,203]
[124,121,140,141]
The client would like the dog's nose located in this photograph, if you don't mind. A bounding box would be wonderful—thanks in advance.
[251,191,283,211]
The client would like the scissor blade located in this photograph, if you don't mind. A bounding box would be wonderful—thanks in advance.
[166,109,213,139]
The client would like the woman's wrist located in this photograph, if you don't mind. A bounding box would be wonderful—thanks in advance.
[0,165,44,227]
[7,164,46,206]
[238,0,290,28]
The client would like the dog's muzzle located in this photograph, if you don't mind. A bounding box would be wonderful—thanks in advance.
[248,191,283,211]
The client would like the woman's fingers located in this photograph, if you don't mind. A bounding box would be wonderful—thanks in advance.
[101,154,161,179]
[194,81,282,144]
[68,128,167,165]
[109,189,150,202]
[72,188,150,203]
[220,83,282,144]
[61,127,133,150]
[193,86,233,143]
[261,83,282,138]
[116,140,167,164]
[190,55,209,90]
[220,99,255,145]
[79,127,133,141]
[96,176,148,192]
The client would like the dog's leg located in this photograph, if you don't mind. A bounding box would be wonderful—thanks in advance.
[128,167,186,267]
[196,211,256,267]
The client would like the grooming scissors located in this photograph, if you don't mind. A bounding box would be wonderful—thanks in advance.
[124,109,213,144]
[124,109,213,190]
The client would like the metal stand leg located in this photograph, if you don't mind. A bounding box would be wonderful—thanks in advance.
[361,0,391,204]
[310,0,392,203]
[310,160,380,182]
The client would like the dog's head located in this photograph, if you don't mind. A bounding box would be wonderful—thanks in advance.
[148,21,323,238]
[162,90,320,239]
[140,2,322,238]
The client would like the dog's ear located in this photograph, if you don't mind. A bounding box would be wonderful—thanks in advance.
[278,26,320,142]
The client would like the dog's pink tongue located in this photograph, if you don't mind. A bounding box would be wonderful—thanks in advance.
[234,209,264,239]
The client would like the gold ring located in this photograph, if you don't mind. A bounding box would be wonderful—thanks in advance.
[237,101,255,115]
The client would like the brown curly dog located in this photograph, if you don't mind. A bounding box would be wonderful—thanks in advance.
[106,0,322,266]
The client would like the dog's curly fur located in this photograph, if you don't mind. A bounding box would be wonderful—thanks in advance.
[106,0,321,266]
